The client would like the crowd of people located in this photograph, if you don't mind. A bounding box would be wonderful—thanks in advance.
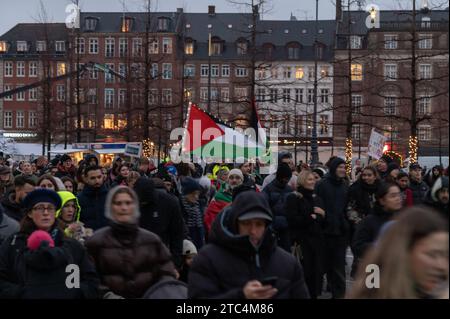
[0,152,448,299]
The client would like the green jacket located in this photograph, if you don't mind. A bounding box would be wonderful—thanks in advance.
[56,191,81,222]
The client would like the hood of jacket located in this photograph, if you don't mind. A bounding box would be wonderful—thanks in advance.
[104,185,141,223]
[430,176,449,202]
[133,177,156,207]
[84,154,99,166]
[326,157,346,184]
[56,191,81,222]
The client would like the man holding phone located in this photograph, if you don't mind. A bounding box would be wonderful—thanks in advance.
[188,191,310,299]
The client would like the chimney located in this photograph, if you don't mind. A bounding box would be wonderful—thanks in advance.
[208,5,216,16]
[177,8,183,13]
[336,0,343,21]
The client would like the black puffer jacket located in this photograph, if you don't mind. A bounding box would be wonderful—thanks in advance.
[347,179,379,221]
[0,191,25,222]
[0,228,99,299]
[77,184,109,230]
[351,204,395,260]
[188,191,310,299]
[133,177,185,268]
[315,158,350,236]
[262,179,293,230]
[409,179,429,205]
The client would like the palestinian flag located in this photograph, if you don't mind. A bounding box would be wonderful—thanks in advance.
[180,103,270,162]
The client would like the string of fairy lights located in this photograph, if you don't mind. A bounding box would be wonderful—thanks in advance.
[408,135,418,164]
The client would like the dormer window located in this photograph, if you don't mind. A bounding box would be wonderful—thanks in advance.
[262,43,274,60]
[237,39,248,55]
[36,41,46,52]
[0,41,9,53]
[287,42,301,59]
[121,17,133,33]
[158,17,170,32]
[85,17,98,32]
[211,36,223,56]
[185,40,194,55]
[421,16,431,28]
[17,41,28,52]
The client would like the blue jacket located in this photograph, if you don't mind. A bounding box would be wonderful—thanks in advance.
[77,184,109,230]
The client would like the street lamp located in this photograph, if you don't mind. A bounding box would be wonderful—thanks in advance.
[310,0,320,165]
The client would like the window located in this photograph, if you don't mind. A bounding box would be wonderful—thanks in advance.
[149,89,158,105]
[319,115,329,135]
[17,41,28,52]
[237,41,247,55]
[105,64,114,83]
[256,88,266,102]
[320,66,330,78]
[132,38,142,57]
[234,87,247,101]
[200,87,208,102]
[269,89,278,103]
[75,37,85,54]
[320,89,329,103]
[16,111,24,128]
[4,61,13,77]
[384,35,398,49]
[211,65,219,77]
[283,67,292,79]
[288,47,300,59]
[418,34,432,49]
[89,38,98,54]
[4,111,12,128]
[418,125,431,141]
[103,114,114,129]
[162,89,172,105]
[29,88,37,101]
[221,88,230,102]
[352,124,362,139]
[89,67,98,79]
[201,64,209,77]
[211,88,219,102]
[29,111,37,128]
[221,65,230,77]
[55,41,65,53]
[307,89,314,103]
[118,63,127,80]
[88,89,97,104]
[352,95,362,114]
[418,96,431,115]
[351,64,363,81]
[282,89,291,103]
[384,96,397,115]
[17,62,25,77]
[73,88,84,104]
[236,67,248,77]
[162,38,172,54]
[383,125,399,140]
[419,64,432,79]
[151,63,158,78]
[158,17,169,31]
[184,65,195,77]
[0,41,8,53]
[16,85,25,101]
[57,62,67,76]
[104,89,114,109]
[118,89,126,107]
[271,67,279,79]
[149,38,158,54]
[3,85,13,101]
[105,38,115,57]
[384,64,397,81]
[85,17,98,31]
[295,89,303,103]
[421,16,431,28]
[121,17,133,33]
[162,63,172,79]
[28,61,37,77]
[119,38,128,57]
[350,36,362,49]
[211,42,221,55]
[36,41,46,52]
[308,67,315,81]
[185,41,194,55]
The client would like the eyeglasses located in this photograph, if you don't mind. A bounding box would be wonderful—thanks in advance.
[112,200,134,206]
[32,205,56,213]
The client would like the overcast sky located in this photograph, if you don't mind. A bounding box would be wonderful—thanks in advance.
[0,0,447,35]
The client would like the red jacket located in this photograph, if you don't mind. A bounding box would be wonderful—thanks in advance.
[204,198,231,234]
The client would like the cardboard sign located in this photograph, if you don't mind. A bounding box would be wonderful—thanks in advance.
[124,143,142,158]
[368,128,387,160]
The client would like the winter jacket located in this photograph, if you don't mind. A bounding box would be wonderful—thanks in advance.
[352,204,395,260]
[347,180,379,222]
[315,158,350,237]
[142,275,188,299]
[400,187,414,207]
[0,174,14,199]
[204,186,232,234]
[424,176,449,221]
[1,191,25,222]
[85,222,176,299]
[0,228,99,299]
[262,179,293,230]
[77,184,109,230]
[286,187,325,245]
[133,177,184,268]
[188,192,310,299]
[409,179,429,205]
[0,205,19,245]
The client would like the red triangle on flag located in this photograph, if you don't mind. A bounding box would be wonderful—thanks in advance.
[184,104,225,152]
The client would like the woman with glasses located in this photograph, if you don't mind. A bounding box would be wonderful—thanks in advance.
[85,186,177,299]
[0,188,99,298]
